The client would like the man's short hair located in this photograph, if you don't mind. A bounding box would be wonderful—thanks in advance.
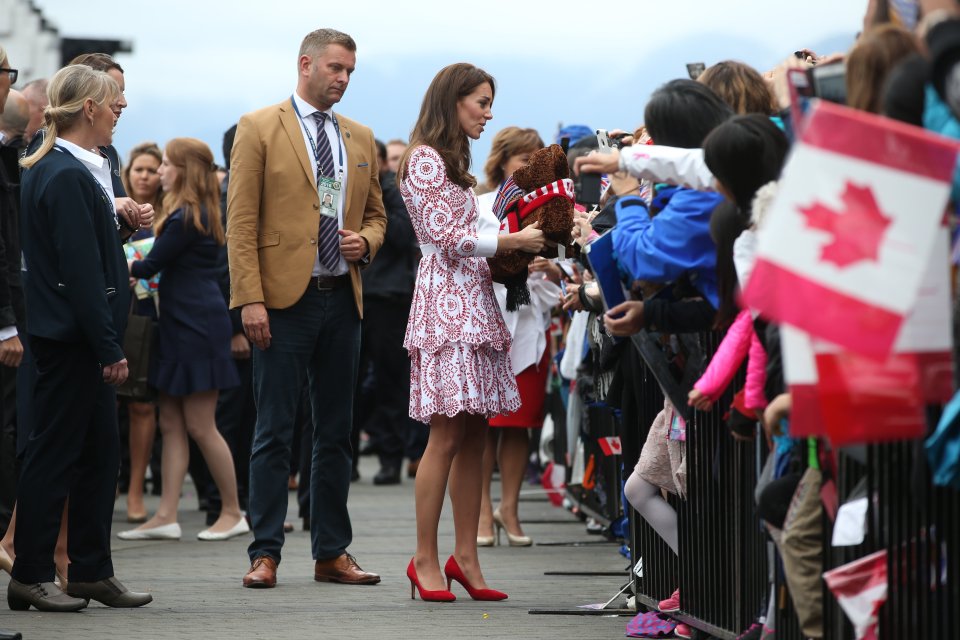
[222,123,237,171]
[22,78,49,96]
[386,138,408,147]
[299,29,356,58]
[69,53,124,74]
[0,90,30,136]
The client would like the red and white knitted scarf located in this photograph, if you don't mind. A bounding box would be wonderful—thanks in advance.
[501,178,575,233]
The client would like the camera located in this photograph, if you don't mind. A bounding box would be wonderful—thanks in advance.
[808,62,846,105]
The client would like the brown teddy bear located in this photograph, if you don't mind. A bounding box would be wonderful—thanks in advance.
[487,144,575,310]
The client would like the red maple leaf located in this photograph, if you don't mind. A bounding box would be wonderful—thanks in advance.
[798,182,892,268]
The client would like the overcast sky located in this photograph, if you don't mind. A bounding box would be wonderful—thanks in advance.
[30,0,868,170]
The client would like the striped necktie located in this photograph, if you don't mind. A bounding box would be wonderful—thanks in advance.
[311,111,340,271]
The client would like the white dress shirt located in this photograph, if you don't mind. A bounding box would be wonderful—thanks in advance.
[292,91,349,277]
[55,137,117,207]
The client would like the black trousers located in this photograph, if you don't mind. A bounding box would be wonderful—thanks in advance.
[357,295,412,468]
[12,337,119,584]
[0,360,18,535]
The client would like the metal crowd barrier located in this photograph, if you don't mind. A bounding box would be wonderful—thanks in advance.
[624,331,959,639]
[628,331,804,639]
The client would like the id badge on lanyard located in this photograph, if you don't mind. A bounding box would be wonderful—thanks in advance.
[318,174,341,220]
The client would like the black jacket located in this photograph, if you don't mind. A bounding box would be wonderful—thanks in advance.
[0,145,24,329]
[19,146,130,364]
[361,171,418,299]
[24,132,126,198]
[218,172,242,335]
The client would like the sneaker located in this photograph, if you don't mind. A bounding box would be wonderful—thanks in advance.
[659,588,680,613]
[674,622,692,638]
[736,622,763,639]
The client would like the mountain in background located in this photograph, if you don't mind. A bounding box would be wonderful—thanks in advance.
[112,31,858,171]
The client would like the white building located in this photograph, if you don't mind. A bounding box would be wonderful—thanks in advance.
[0,0,131,84]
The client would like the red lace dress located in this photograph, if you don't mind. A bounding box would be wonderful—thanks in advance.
[400,145,520,423]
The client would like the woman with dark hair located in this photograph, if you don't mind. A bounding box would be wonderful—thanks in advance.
[703,115,789,220]
[399,63,545,602]
[117,138,244,542]
[606,79,733,332]
[120,141,165,523]
[643,79,735,149]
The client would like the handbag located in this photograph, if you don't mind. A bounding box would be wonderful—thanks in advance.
[116,311,158,402]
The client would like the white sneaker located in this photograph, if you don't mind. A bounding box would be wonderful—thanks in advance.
[197,517,250,541]
[117,522,182,540]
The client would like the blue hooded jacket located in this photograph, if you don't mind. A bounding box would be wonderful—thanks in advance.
[611,189,724,309]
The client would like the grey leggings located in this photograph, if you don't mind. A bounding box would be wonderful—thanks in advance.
[624,471,679,555]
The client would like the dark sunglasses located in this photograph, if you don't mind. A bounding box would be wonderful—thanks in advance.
[0,68,18,84]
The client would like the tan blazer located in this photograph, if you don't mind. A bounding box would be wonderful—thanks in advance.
[226,99,387,317]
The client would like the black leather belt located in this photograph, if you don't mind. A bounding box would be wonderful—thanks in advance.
[310,274,350,290]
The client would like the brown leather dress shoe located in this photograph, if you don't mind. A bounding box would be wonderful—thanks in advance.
[242,556,278,589]
[314,553,380,585]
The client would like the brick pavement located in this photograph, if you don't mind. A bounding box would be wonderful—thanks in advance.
[0,458,632,639]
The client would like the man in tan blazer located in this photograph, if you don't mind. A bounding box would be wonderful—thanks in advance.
[227,28,386,589]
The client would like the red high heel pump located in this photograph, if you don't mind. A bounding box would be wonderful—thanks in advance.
[443,556,508,601]
[407,558,456,602]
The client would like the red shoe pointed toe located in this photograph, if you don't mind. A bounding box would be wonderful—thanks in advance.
[443,556,508,601]
[407,559,456,602]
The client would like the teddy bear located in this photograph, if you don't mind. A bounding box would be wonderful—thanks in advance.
[487,144,576,310]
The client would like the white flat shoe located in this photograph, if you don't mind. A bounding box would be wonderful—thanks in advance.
[197,517,250,541]
[117,522,182,541]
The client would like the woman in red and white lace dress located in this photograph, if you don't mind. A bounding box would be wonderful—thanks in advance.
[398,63,545,603]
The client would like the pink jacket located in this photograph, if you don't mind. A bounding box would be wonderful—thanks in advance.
[693,310,768,410]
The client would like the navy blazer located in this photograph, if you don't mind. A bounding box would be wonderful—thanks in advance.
[19,146,130,365]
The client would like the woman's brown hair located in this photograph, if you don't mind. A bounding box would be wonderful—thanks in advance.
[122,142,165,219]
[158,137,224,244]
[698,61,776,115]
[846,24,920,114]
[399,63,495,189]
[482,126,544,190]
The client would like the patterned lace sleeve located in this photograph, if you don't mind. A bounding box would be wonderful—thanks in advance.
[403,146,484,260]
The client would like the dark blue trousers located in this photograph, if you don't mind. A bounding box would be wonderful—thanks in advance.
[247,285,360,563]
[12,336,119,584]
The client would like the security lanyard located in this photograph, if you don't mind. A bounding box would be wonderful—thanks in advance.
[290,95,344,179]
[54,144,120,230]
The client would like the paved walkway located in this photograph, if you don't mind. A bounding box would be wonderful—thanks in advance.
[0,458,632,639]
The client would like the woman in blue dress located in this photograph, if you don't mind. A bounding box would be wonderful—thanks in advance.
[118,137,246,542]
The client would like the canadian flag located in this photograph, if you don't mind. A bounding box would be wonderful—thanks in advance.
[597,436,622,457]
[823,550,888,640]
[743,100,960,358]
[781,229,953,444]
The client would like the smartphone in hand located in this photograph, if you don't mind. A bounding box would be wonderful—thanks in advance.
[686,62,706,80]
